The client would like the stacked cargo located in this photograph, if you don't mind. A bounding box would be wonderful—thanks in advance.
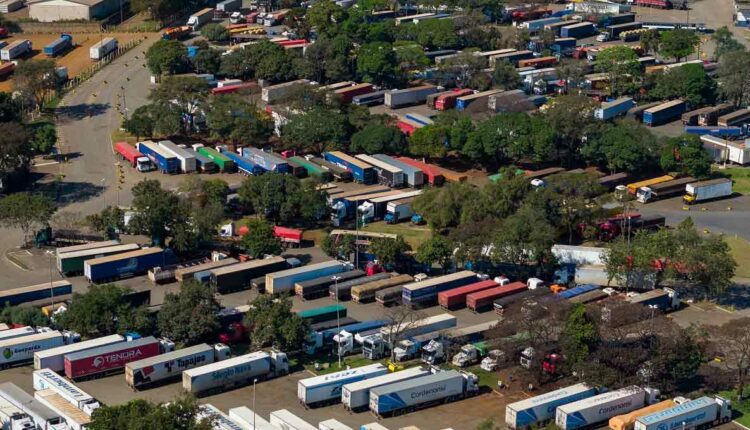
[467,281,528,312]
[210,256,287,293]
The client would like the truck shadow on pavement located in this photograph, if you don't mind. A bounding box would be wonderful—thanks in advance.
[56,103,111,122]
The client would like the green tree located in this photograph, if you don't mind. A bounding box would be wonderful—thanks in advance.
[493,59,520,89]
[129,179,181,246]
[351,124,405,154]
[368,236,411,267]
[416,236,453,271]
[282,107,347,154]
[13,59,58,108]
[146,40,189,75]
[158,280,221,346]
[393,41,430,73]
[439,50,486,88]
[560,303,599,368]
[0,304,49,327]
[86,206,125,240]
[123,103,181,139]
[56,284,153,337]
[653,63,716,106]
[220,40,297,83]
[660,134,712,178]
[412,183,477,231]
[240,218,283,258]
[89,395,212,430]
[296,35,352,83]
[556,58,588,92]
[640,29,660,55]
[546,173,604,244]
[712,26,744,59]
[0,121,32,184]
[30,122,56,154]
[122,105,154,139]
[321,233,356,259]
[409,125,449,159]
[543,94,598,166]
[710,318,750,400]
[245,295,309,351]
[413,18,458,50]
[357,42,398,86]
[717,50,750,107]
[595,46,641,96]
[0,192,56,244]
[491,205,557,269]
[150,76,210,134]
[191,48,222,74]
[659,29,699,62]
[205,95,273,145]
[582,120,659,173]
[0,92,21,122]
[307,0,347,37]
[464,112,555,167]
[201,23,229,42]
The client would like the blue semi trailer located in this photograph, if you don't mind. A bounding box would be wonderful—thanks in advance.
[324,151,376,184]
[643,100,686,126]
[44,34,72,57]
[0,281,73,306]
[240,147,290,173]
[84,248,165,283]
[137,141,179,173]
[684,126,743,137]
[221,150,264,175]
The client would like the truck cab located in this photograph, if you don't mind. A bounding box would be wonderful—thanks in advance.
[421,339,445,365]
[480,349,504,371]
[269,350,289,376]
[135,156,155,172]
[361,334,387,360]
[452,343,486,367]
[636,186,654,203]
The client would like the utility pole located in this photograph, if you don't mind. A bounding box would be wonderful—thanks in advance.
[332,275,342,368]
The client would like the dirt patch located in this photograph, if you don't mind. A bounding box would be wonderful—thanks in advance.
[0,32,156,92]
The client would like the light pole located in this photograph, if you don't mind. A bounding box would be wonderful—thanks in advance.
[648,304,659,350]
[253,378,258,429]
[332,275,342,368]
[45,250,55,308]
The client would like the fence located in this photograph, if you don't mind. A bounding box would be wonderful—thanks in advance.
[61,38,143,91]
[17,21,104,34]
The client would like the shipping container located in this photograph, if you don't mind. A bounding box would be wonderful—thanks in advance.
[229,406,275,430]
[467,282,528,312]
[64,336,161,380]
[89,37,117,60]
[607,22,643,38]
[435,89,475,110]
[352,274,413,303]
[211,256,287,293]
[356,154,406,187]
[396,157,445,186]
[0,331,64,368]
[261,79,310,104]
[634,397,731,430]
[334,83,375,103]
[718,108,750,127]
[115,141,154,171]
[517,56,558,68]
[198,147,236,172]
[352,90,387,106]
[595,97,635,120]
[182,350,288,396]
[369,370,478,416]
[376,285,403,306]
[379,313,457,344]
[298,363,388,406]
[342,366,431,411]
[557,284,600,299]
[32,369,99,413]
[44,34,72,57]
[0,39,30,60]
[241,147,290,173]
[556,386,654,430]
[438,280,498,310]
[696,103,735,126]
[402,271,479,307]
[0,382,64,429]
[385,85,438,108]
[0,280,72,307]
[506,383,598,429]
[520,17,562,33]
[266,260,346,294]
[684,178,732,204]
[456,89,505,111]
[627,175,675,194]
[324,151,376,184]
[174,258,238,282]
[158,140,197,173]
[35,334,124,372]
[137,140,179,173]
[126,343,218,389]
[84,247,164,283]
[643,100,686,126]
[269,409,317,430]
[57,243,140,275]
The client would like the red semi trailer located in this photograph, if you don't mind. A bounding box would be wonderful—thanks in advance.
[397,157,446,186]
[64,336,161,380]
[115,142,154,172]
[438,280,498,310]
[435,89,474,111]
[467,281,527,313]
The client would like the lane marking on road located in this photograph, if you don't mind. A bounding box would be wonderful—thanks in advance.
[34,161,60,167]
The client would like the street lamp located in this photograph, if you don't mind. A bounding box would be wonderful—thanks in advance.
[332,275,342,368]
[45,250,55,309]
[253,378,258,429]
[648,304,659,350]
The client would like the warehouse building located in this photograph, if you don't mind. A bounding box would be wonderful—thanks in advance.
[28,0,122,22]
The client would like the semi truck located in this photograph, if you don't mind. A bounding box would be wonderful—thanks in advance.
[198,147,235,172]
[556,386,659,430]
[158,140,197,173]
[379,313,457,345]
[115,142,154,171]
[643,100,686,126]
[610,400,677,430]
[84,247,165,283]
[0,280,72,307]
[182,350,289,396]
[137,141,179,173]
[35,334,124,372]
[64,336,164,380]
[505,383,599,429]
[384,198,417,224]
[269,409,316,430]
[187,8,214,29]
[126,343,230,390]
[420,320,498,365]
[265,260,346,294]
[222,150,264,175]
[401,271,479,307]
[351,274,413,303]
[636,176,696,203]
[0,397,38,430]
[0,39,30,60]
[210,256,288,293]
[634,396,731,430]
[369,370,479,417]
[355,154,405,187]
[372,154,424,187]
[307,319,387,355]
[626,288,680,312]
[683,178,732,204]
[467,281,528,312]
[229,407,275,430]
[240,147,289,174]
[342,366,431,411]
[297,363,388,407]
[376,285,403,306]
[438,280,498,310]
[57,243,140,275]
[44,34,72,57]
[295,269,365,300]
[0,325,36,341]
[595,97,635,120]
[324,151,376,184]
[216,0,241,13]
[385,85,438,108]
[89,37,117,60]
[0,331,64,368]
[32,369,100,415]
[627,176,675,194]
[0,382,65,430]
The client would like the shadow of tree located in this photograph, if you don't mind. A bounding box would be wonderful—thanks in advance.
[34,181,106,207]
[56,103,111,122]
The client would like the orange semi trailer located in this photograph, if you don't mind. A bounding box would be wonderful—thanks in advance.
[609,400,677,430]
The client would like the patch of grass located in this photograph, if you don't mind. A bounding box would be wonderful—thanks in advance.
[303,228,328,246]
[716,167,750,195]
[719,389,749,426]
[110,129,137,144]
[304,354,387,375]
[361,221,432,249]
[724,235,750,278]
[468,366,499,389]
